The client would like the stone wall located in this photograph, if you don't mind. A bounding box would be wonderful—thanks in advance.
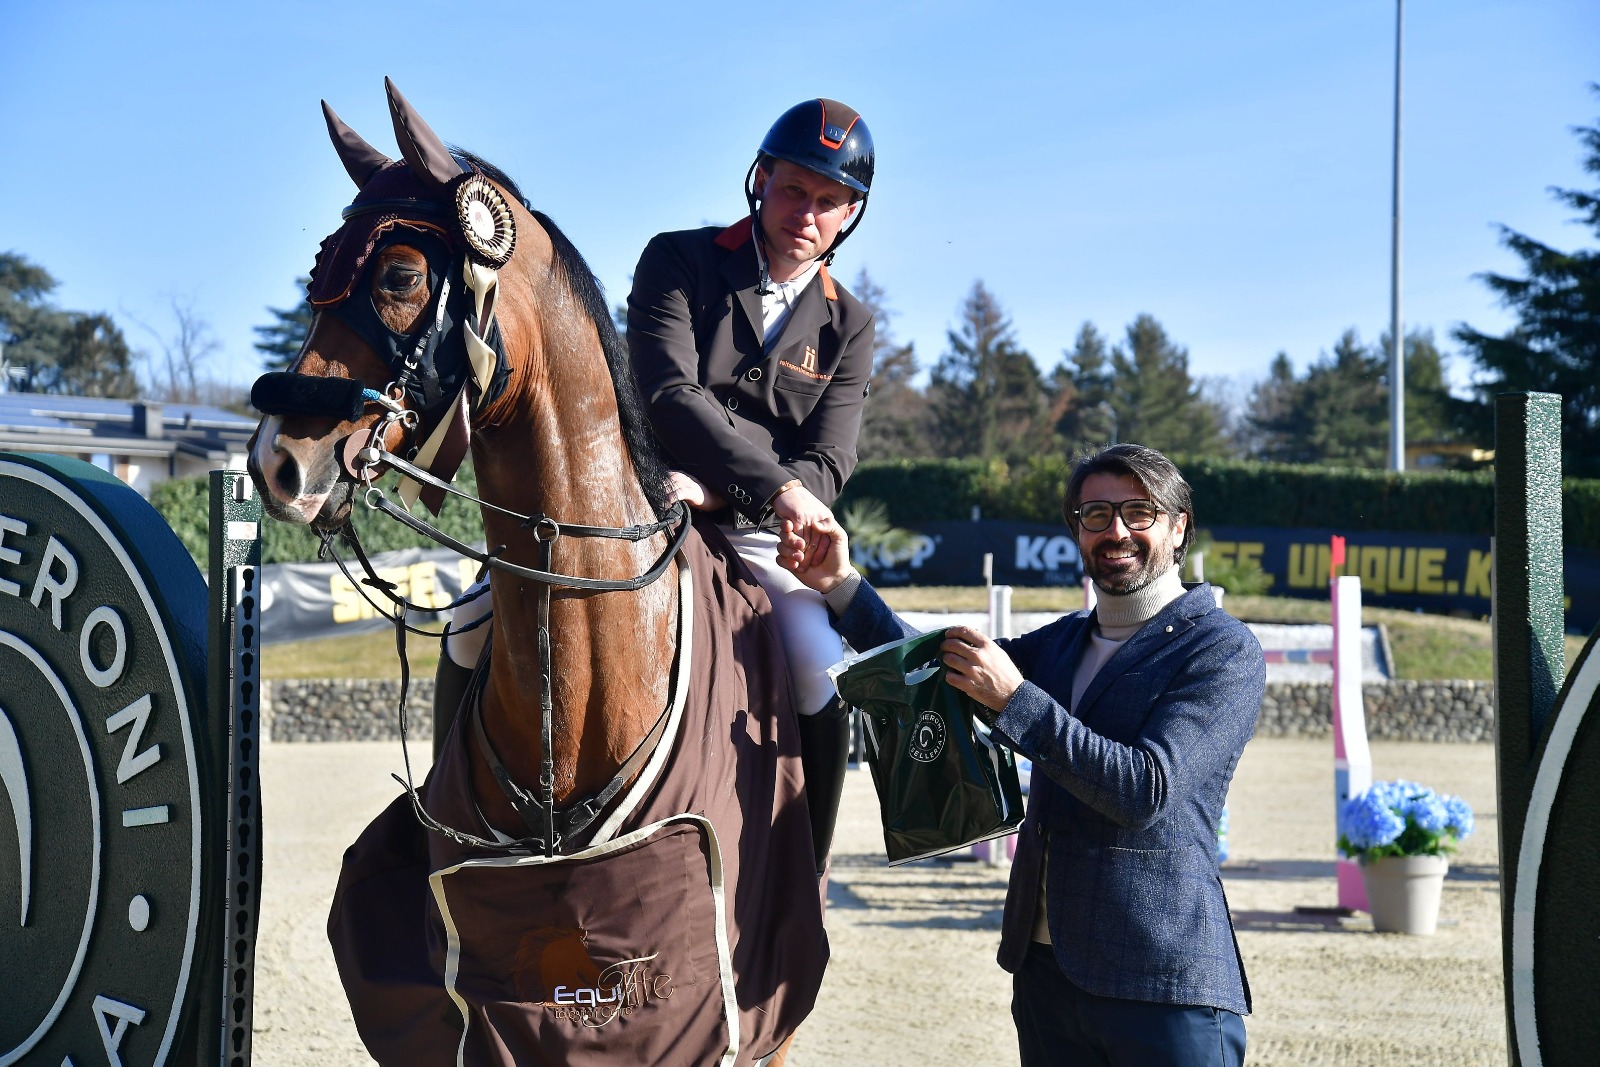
[264,679,436,743]
[1254,680,1495,743]
[263,678,1497,744]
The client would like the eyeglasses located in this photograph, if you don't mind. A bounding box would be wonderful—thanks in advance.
[1073,499,1164,533]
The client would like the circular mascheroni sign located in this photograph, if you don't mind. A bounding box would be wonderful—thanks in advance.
[0,454,211,1067]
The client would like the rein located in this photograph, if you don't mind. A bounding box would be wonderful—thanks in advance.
[339,416,689,858]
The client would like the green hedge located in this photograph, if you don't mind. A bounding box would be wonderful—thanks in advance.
[149,466,488,570]
[150,457,1600,566]
[838,456,1600,550]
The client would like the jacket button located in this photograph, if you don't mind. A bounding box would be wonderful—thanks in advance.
[726,396,739,411]
[1165,625,1174,633]
[746,367,762,381]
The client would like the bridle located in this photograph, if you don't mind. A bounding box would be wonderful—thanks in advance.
[308,361,691,860]
[253,178,691,859]
[339,409,690,858]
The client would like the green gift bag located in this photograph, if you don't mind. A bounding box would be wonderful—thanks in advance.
[833,628,1025,865]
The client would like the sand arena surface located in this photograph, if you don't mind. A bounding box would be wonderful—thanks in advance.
[254,738,1505,1065]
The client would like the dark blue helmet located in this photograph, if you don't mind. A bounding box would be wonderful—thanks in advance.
[757,98,874,198]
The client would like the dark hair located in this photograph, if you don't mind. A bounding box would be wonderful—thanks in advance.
[1062,443,1195,567]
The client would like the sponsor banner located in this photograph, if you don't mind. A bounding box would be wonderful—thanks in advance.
[1204,525,1599,633]
[859,520,1084,588]
[258,524,1600,642]
[865,520,1597,631]
[259,545,482,645]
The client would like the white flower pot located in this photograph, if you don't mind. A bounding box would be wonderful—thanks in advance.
[1361,854,1448,935]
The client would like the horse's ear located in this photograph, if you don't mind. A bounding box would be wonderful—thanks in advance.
[384,77,465,194]
[322,101,392,188]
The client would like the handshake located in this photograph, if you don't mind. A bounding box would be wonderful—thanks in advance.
[777,514,854,594]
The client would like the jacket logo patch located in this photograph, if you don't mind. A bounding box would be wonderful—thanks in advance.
[516,926,674,1027]
[779,347,833,381]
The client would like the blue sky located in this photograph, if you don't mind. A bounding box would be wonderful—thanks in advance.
[2,1,1596,404]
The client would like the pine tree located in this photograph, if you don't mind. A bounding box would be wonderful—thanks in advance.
[1244,351,1302,461]
[1051,322,1118,452]
[1107,314,1224,456]
[929,282,1047,461]
[1383,328,1470,449]
[1454,94,1600,475]
[254,277,314,371]
[1300,329,1387,466]
[851,269,932,459]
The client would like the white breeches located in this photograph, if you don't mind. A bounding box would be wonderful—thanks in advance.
[719,527,843,716]
[444,575,494,669]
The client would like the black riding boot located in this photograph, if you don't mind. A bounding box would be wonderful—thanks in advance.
[797,696,852,877]
[432,653,475,762]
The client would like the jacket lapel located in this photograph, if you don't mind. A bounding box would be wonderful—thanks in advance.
[1073,585,1215,721]
[766,276,835,360]
[715,218,765,344]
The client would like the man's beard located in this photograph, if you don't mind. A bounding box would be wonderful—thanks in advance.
[1083,538,1170,596]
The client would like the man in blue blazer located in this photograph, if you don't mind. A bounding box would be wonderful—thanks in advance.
[782,443,1263,1066]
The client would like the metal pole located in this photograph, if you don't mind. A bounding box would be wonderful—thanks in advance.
[1388,0,1406,471]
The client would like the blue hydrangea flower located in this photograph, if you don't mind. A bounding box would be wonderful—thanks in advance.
[1442,794,1475,838]
[1341,791,1405,850]
[1403,790,1450,834]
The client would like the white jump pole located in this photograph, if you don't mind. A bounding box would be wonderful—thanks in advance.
[972,555,1016,865]
[1332,569,1373,912]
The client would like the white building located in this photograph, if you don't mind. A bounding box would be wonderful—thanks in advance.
[0,394,256,496]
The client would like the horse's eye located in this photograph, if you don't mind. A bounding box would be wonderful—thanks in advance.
[379,267,423,295]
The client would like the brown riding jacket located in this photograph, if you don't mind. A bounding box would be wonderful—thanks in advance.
[627,218,875,524]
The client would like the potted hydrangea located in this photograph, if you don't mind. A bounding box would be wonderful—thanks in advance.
[1337,780,1475,935]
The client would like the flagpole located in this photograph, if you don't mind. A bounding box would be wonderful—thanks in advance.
[1388,0,1406,471]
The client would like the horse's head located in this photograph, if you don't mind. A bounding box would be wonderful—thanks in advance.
[248,78,515,529]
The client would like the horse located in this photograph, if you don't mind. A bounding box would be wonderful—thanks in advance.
[247,79,825,1066]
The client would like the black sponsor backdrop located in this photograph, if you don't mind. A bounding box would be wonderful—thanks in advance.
[1204,525,1597,632]
[257,524,1599,644]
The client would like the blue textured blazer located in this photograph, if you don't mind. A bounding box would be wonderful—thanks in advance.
[834,579,1263,1014]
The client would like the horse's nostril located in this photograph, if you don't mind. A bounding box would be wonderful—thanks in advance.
[274,456,301,499]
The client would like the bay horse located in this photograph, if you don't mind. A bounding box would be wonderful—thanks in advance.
[247,79,824,1066]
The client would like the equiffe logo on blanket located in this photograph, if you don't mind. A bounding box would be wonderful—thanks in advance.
[516,927,674,1028]
[908,711,947,763]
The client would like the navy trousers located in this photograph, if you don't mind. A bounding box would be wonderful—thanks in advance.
[1012,942,1247,1067]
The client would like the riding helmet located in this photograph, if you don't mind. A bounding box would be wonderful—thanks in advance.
[756,99,874,197]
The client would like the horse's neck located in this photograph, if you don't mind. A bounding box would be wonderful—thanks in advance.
[468,315,677,822]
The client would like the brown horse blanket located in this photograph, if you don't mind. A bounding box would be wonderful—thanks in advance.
[327,520,827,1065]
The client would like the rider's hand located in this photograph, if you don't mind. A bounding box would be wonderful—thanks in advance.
[666,470,725,511]
[768,482,832,532]
[780,513,854,594]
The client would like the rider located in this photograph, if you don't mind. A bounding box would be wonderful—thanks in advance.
[625,98,877,877]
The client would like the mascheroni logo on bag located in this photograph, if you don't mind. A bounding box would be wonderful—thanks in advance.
[908,711,947,763]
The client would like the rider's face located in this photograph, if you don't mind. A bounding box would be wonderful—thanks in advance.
[754,161,858,280]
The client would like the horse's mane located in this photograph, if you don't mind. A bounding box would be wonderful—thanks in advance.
[455,150,673,519]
